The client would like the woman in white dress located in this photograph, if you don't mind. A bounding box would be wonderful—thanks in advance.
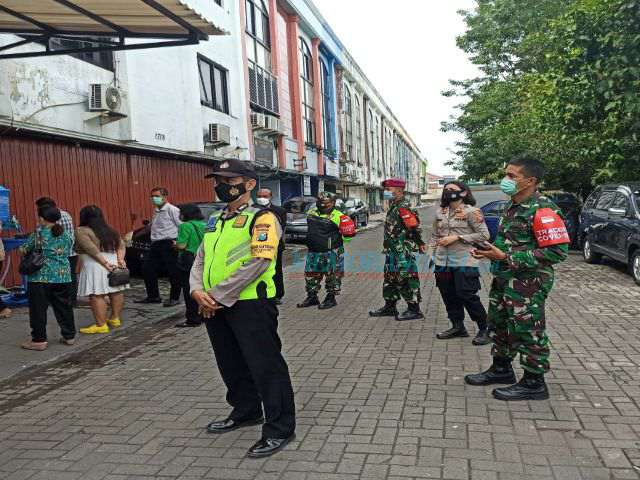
[75,205,128,334]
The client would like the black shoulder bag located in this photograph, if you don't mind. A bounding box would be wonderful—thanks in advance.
[177,223,204,272]
[19,232,45,275]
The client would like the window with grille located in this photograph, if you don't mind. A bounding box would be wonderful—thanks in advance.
[320,61,334,153]
[246,0,279,115]
[354,96,362,165]
[343,83,353,161]
[299,38,314,145]
[198,55,229,114]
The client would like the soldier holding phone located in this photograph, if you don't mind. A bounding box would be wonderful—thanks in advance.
[465,155,569,401]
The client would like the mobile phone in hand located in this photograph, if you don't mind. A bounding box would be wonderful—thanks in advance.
[472,241,493,251]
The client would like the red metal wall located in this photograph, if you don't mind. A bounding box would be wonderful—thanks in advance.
[0,135,214,286]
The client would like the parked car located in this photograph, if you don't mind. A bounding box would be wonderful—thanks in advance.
[579,183,640,285]
[125,201,225,276]
[480,191,582,247]
[342,198,369,226]
[283,196,317,241]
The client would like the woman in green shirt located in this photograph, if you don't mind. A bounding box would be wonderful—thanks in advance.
[20,206,76,351]
[174,204,206,328]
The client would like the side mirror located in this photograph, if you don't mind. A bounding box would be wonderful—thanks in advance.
[608,207,627,216]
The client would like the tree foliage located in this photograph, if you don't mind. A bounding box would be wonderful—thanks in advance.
[444,0,640,196]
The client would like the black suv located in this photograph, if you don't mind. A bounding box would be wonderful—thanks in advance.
[579,183,640,285]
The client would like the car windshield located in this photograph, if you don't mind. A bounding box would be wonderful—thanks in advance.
[283,200,315,214]
[345,200,356,207]
[197,203,224,219]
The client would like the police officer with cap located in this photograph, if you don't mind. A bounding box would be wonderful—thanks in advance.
[190,159,296,458]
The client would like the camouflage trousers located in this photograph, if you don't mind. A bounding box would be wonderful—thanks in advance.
[304,248,344,295]
[382,253,421,304]
[489,274,552,375]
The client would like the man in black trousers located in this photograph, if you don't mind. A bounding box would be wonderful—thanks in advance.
[254,187,287,304]
[190,160,295,458]
[136,187,182,307]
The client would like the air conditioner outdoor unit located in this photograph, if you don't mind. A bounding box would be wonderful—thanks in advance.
[208,123,231,146]
[251,112,265,129]
[89,84,123,113]
[263,114,280,133]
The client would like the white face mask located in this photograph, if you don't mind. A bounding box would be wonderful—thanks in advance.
[255,197,271,206]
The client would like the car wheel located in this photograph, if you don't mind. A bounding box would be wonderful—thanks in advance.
[361,214,368,227]
[629,250,640,286]
[582,236,602,264]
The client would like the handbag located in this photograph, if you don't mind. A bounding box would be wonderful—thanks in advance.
[108,267,130,287]
[176,223,203,272]
[18,232,45,275]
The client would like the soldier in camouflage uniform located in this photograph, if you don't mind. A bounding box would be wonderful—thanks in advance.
[465,156,569,401]
[297,193,355,310]
[369,178,427,321]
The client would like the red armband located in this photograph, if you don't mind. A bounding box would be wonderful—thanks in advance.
[398,207,419,229]
[338,215,356,237]
[533,208,570,247]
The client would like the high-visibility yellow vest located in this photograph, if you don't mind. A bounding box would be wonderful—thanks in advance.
[202,206,276,300]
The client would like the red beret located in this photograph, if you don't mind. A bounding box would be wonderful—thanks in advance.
[382,177,406,188]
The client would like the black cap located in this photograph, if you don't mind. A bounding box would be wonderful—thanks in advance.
[205,159,257,180]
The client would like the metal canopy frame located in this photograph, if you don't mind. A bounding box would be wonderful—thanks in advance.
[0,0,209,60]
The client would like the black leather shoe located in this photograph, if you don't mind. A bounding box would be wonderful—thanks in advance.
[318,294,337,310]
[437,326,469,339]
[247,434,295,458]
[206,416,264,434]
[175,321,202,328]
[472,329,491,345]
[297,295,319,308]
[492,371,549,401]
[163,299,181,307]
[464,358,516,386]
[134,297,162,304]
[396,303,424,321]
[369,302,398,317]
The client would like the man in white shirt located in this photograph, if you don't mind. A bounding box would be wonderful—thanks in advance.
[135,187,182,306]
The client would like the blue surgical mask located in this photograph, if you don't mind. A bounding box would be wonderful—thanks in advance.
[383,191,394,200]
[500,178,518,196]
[151,196,164,206]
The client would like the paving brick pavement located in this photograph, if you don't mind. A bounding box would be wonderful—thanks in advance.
[1,221,639,480]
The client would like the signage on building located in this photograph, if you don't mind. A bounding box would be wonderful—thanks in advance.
[318,179,324,193]
[303,175,311,195]
[254,138,274,167]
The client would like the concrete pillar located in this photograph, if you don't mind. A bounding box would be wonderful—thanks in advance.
[286,15,304,171]
[311,37,324,177]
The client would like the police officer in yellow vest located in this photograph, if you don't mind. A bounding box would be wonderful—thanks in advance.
[190,159,295,458]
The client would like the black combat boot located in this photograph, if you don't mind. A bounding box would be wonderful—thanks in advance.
[318,293,337,310]
[297,294,319,308]
[369,300,398,317]
[472,327,491,346]
[464,357,516,386]
[436,322,469,339]
[396,302,424,321]
[492,370,549,401]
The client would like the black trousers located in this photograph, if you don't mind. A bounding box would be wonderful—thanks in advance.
[274,241,285,299]
[143,240,180,301]
[205,298,295,439]
[68,256,79,305]
[180,268,201,324]
[435,268,487,329]
[27,282,76,342]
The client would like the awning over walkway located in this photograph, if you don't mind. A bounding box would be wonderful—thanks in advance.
[0,0,226,59]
